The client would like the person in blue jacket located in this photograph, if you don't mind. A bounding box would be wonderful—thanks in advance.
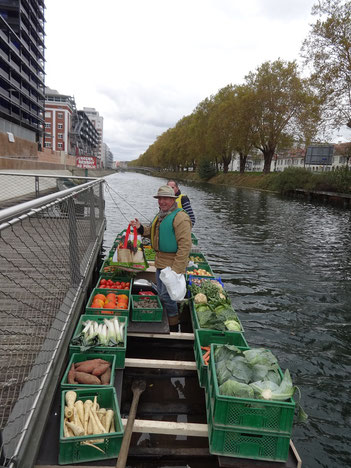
[167,180,195,227]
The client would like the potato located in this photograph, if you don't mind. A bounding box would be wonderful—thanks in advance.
[75,371,101,385]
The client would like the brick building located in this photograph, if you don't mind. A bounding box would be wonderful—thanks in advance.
[44,87,75,153]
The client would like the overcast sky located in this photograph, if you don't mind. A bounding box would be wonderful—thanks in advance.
[45,0,329,161]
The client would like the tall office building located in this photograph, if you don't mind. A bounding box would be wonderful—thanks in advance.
[0,0,45,152]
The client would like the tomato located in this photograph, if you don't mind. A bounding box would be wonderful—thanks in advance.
[126,282,130,287]
[124,286,129,290]
[115,282,121,286]
[120,282,125,288]
[100,279,107,285]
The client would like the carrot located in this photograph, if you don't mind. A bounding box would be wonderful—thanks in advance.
[75,371,101,385]
[202,350,210,361]
[201,346,210,351]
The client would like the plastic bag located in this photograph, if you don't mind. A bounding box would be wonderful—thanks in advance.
[159,266,186,301]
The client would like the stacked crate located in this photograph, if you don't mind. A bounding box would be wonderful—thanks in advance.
[187,241,296,463]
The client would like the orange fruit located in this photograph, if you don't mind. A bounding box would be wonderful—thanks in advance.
[105,293,117,302]
[91,299,104,307]
[94,293,106,301]
[117,294,128,302]
[117,303,128,309]
[104,301,117,309]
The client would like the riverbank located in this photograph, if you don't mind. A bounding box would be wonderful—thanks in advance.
[149,169,351,207]
[152,168,351,196]
[153,170,277,190]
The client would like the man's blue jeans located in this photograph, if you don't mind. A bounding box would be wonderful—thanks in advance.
[156,268,178,318]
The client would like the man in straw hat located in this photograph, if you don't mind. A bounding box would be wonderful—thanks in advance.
[130,185,192,329]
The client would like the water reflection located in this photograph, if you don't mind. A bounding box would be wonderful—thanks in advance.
[104,172,351,468]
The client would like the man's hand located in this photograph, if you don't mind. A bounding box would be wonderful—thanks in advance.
[130,218,141,229]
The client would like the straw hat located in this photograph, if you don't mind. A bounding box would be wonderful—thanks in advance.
[153,185,178,198]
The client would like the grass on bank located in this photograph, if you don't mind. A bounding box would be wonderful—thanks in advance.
[155,168,351,194]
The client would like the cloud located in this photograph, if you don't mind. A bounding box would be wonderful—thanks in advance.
[45,0,317,161]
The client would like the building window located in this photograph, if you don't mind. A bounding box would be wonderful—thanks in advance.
[58,143,63,149]
[45,111,51,118]
[57,112,63,119]
[58,133,63,139]
[57,123,63,129]
[45,122,51,128]
[44,142,51,148]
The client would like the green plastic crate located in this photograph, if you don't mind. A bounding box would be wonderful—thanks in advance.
[191,232,198,245]
[190,299,244,333]
[95,275,132,293]
[194,329,248,388]
[99,258,140,276]
[206,391,290,462]
[59,387,123,465]
[186,262,214,280]
[207,344,295,434]
[61,353,116,390]
[131,294,163,322]
[69,315,127,368]
[85,288,130,316]
[189,252,207,263]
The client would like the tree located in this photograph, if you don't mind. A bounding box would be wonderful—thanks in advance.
[245,59,320,173]
[207,86,238,173]
[301,0,351,128]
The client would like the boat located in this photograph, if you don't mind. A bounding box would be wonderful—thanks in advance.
[0,172,302,467]
[35,229,302,468]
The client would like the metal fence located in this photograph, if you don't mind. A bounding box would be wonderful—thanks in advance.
[0,173,106,468]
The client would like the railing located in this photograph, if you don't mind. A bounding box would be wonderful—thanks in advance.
[0,173,106,468]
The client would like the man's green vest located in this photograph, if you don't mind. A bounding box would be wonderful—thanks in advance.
[151,208,182,252]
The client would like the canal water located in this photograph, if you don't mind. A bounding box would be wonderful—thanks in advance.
[103,172,351,468]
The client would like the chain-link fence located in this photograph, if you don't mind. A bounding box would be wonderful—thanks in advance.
[0,173,106,468]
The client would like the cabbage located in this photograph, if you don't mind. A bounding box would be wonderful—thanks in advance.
[224,319,241,331]
[250,369,296,401]
[219,379,254,398]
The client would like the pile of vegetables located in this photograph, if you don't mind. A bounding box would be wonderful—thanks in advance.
[98,278,130,290]
[188,268,213,277]
[143,245,156,261]
[133,297,159,309]
[189,279,242,332]
[71,318,125,351]
[90,292,129,310]
[214,345,295,401]
[189,255,205,263]
[66,358,112,386]
[63,391,115,450]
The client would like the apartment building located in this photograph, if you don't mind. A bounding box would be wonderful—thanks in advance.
[44,87,75,153]
[0,0,45,153]
[83,107,103,165]
[70,109,99,157]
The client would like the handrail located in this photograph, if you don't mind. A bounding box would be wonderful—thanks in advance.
[0,179,103,227]
[0,171,98,180]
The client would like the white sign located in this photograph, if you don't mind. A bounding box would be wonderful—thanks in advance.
[76,156,97,169]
